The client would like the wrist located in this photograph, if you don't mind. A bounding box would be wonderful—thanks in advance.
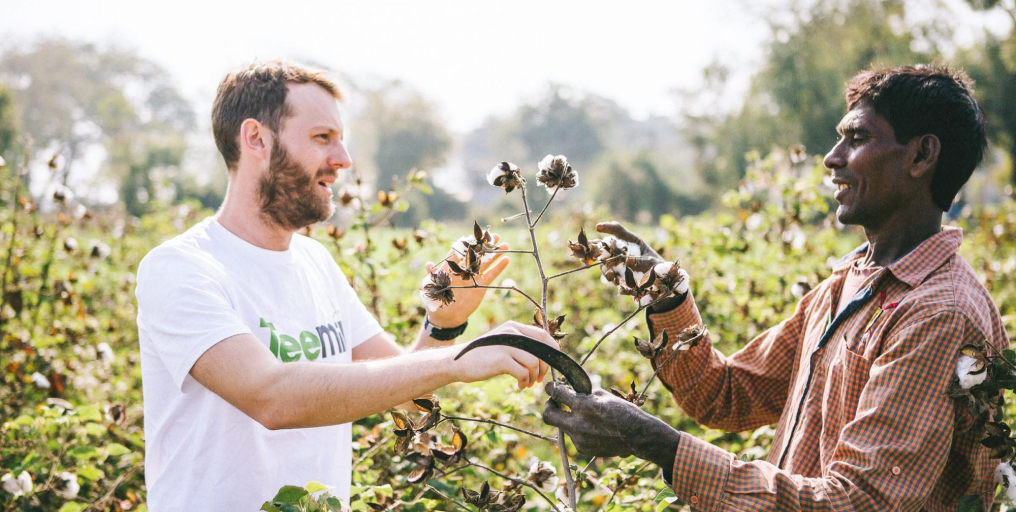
[423,316,468,341]
[633,415,682,470]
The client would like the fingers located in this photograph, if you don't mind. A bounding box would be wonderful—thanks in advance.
[506,359,531,390]
[542,397,573,428]
[513,323,560,349]
[509,348,541,389]
[477,251,510,285]
[596,221,641,244]
[536,359,548,383]
[545,381,581,409]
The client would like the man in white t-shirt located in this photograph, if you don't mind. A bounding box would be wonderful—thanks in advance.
[135,61,556,511]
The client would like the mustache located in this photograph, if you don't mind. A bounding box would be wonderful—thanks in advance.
[315,168,338,182]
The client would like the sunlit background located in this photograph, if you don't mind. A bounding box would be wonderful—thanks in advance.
[0,0,1013,224]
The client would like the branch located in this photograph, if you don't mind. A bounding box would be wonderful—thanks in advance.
[530,185,561,228]
[579,294,675,366]
[425,485,473,512]
[440,282,544,310]
[546,255,624,282]
[639,328,709,397]
[441,415,558,443]
[353,434,393,469]
[467,460,563,512]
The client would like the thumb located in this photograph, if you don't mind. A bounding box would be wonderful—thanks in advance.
[596,221,641,244]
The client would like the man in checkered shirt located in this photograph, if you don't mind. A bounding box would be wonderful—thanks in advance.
[544,64,1007,511]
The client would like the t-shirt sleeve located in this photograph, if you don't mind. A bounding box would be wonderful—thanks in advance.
[135,248,253,391]
[320,248,383,350]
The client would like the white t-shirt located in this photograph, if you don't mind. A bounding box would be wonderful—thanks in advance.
[135,217,383,512]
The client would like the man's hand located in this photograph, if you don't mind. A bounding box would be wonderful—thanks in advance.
[596,222,689,311]
[596,221,664,273]
[425,233,510,328]
[542,382,681,471]
[448,321,557,390]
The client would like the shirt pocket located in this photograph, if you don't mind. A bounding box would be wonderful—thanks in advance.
[836,339,873,420]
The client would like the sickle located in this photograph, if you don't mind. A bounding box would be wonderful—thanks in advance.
[454,333,592,394]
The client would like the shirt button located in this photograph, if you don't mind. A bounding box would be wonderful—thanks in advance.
[690,496,699,505]
[892,466,901,475]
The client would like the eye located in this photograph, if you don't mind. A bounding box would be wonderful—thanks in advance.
[316,133,330,142]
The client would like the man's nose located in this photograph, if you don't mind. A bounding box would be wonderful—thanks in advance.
[328,141,352,171]
[823,141,846,171]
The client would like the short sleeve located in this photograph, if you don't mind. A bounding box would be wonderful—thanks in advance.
[314,244,383,350]
[135,248,252,391]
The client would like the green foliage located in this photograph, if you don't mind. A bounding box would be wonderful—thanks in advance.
[4,143,1016,509]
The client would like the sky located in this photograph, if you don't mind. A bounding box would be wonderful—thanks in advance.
[0,0,785,133]
[1,0,1010,201]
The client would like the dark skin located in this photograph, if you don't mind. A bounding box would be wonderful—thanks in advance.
[542,101,945,480]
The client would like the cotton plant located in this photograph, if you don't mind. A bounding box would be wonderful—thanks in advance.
[405,154,705,511]
[947,343,1016,507]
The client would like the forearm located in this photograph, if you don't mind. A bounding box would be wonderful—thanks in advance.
[262,345,457,429]
[406,327,456,352]
[648,292,792,432]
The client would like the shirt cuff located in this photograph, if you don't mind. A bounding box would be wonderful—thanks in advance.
[671,432,731,511]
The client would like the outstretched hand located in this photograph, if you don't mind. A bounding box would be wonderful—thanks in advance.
[425,233,510,328]
[596,221,664,273]
[542,382,682,467]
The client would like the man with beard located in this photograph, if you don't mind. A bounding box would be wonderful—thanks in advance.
[135,61,557,511]
[543,65,1007,510]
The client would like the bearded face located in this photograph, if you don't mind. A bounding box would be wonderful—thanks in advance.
[258,138,336,231]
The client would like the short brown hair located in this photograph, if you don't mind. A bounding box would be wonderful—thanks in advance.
[211,60,343,171]
[845,64,986,211]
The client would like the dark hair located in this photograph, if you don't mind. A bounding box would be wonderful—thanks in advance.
[845,64,987,211]
[211,60,343,171]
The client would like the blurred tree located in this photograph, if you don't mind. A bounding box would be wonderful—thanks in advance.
[681,0,924,191]
[962,0,1016,184]
[516,84,604,166]
[0,39,195,211]
[586,151,711,222]
[351,80,456,223]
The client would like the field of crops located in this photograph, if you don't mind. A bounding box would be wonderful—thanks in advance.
[3,149,1016,511]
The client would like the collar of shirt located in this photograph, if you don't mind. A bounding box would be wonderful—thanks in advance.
[828,226,964,289]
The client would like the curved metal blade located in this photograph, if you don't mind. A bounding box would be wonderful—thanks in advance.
[454,333,592,394]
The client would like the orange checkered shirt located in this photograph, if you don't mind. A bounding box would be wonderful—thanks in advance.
[648,227,1008,511]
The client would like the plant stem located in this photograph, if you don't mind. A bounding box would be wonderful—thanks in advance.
[546,255,624,282]
[441,415,557,442]
[520,183,578,511]
[530,185,561,228]
[443,284,542,311]
[490,249,535,254]
[467,460,562,512]
[353,434,393,469]
[638,328,708,397]
[579,294,675,366]
[425,486,472,512]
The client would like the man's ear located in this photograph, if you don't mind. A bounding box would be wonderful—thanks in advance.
[239,119,272,163]
[909,134,940,180]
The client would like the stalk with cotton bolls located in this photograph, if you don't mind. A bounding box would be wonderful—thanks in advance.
[404,154,700,510]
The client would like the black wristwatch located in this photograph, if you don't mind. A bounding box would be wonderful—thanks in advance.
[423,317,468,341]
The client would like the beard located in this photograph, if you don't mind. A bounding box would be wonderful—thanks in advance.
[257,139,336,231]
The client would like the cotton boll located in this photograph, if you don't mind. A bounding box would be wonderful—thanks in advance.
[638,295,653,307]
[96,342,114,364]
[420,275,442,313]
[486,166,502,186]
[526,460,559,492]
[53,472,79,499]
[1,471,32,497]
[956,354,988,389]
[653,262,674,277]
[675,269,690,295]
[997,462,1016,502]
[30,372,50,389]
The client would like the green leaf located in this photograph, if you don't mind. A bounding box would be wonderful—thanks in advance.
[415,184,433,195]
[69,446,101,461]
[84,423,107,436]
[372,485,392,498]
[105,443,131,456]
[1004,349,1016,364]
[76,404,103,422]
[272,485,309,504]
[13,415,34,427]
[654,488,679,512]
[304,481,332,493]
[261,503,282,512]
[57,503,87,512]
[78,464,104,481]
[394,200,409,213]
